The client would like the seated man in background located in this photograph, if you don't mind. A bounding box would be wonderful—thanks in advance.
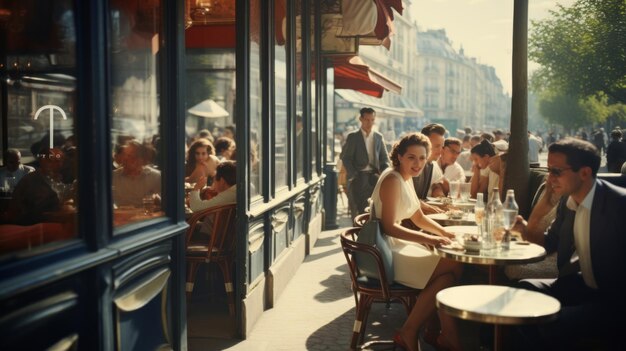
[112,140,161,207]
[0,149,34,191]
[189,160,236,212]
[512,138,626,350]
[188,161,237,241]
[437,138,466,190]
[8,147,65,225]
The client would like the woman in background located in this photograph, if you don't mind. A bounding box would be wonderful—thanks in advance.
[185,138,219,185]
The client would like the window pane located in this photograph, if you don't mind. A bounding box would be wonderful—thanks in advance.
[109,0,164,228]
[294,0,303,181]
[274,0,288,189]
[0,0,79,257]
[249,0,263,198]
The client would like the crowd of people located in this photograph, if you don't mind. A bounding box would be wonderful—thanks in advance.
[339,107,625,350]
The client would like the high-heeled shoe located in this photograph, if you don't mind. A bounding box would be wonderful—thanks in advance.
[393,331,409,351]
[393,332,411,351]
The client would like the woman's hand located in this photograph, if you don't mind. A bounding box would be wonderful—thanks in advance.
[193,177,207,190]
[439,230,456,240]
[425,234,452,247]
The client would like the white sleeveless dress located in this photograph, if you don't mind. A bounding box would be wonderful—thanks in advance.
[371,169,441,289]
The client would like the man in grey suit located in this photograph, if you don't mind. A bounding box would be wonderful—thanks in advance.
[340,107,390,219]
[513,138,626,350]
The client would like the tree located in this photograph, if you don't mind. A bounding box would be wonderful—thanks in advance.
[529,0,626,104]
[537,91,610,130]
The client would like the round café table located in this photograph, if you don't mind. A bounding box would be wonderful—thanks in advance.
[435,225,547,284]
[437,285,560,351]
[426,212,477,227]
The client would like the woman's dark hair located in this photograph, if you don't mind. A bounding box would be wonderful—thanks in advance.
[470,139,496,157]
[185,138,215,176]
[390,132,431,168]
[548,138,600,177]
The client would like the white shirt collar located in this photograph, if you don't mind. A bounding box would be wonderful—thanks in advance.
[566,181,596,211]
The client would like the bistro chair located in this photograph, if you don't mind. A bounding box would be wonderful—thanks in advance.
[340,227,421,350]
[352,213,370,227]
[185,203,237,315]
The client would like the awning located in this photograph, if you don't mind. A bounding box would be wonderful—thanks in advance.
[333,56,402,98]
[335,89,404,117]
[338,0,403,50]
[398,96,424,117]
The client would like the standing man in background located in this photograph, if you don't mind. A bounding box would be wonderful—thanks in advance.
[340,107,390,219]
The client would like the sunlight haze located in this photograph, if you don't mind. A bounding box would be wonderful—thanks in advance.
[411,0,576,95]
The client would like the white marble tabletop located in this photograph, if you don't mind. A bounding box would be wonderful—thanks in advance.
[436,285,561,325]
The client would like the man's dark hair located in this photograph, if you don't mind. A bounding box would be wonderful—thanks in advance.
[214,137,236,155]
[215,160,237,186]
[471,139,496,157]
[359,107,376,117]
[548,138,601,177]
[421,123,446,137]
[444,137,461,148]
[610,129,622,140]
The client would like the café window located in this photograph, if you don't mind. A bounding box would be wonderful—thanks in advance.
[109,0,165,228]
[0,0,79,256]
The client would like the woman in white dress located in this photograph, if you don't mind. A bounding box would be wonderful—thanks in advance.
[370,133,463,351]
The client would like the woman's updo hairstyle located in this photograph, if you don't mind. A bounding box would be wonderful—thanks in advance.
[390,132,431,168]
[470,139,496,157]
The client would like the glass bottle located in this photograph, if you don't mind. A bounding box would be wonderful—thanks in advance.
[474,193,485,239]
[501,189,519,250]
[484,188,503,250]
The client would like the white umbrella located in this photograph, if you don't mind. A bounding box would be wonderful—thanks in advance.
[188,99,229,118]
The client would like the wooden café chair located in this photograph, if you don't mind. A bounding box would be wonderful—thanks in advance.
[352,213,370,228]
[340,227,421,350]
[185,203,237,315]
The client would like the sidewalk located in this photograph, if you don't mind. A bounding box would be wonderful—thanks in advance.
[189,200,484,351]
[189,201,409,351]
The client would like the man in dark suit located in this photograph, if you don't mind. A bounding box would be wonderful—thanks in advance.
[340,107,390,219]
[513,138,626,350]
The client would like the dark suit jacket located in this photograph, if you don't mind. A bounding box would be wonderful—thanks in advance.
[544,179,626,296]
[340,129,390,180]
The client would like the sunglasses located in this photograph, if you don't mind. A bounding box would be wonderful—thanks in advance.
[547,167,573,177]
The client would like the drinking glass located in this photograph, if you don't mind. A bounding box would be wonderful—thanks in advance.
[142,194,155,214]
[460,182,471,202]
[449,181,460,202]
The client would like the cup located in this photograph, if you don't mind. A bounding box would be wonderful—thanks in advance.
[449,181,460,201]
[142,195,155,214]
[460,182,471,202]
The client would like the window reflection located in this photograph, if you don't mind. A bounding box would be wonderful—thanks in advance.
[109,0,164,228]
[274,0,288,189]
[0,0,78,256]
[249,0,263,198]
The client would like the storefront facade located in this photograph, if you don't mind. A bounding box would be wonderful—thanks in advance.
[0,0,406,348]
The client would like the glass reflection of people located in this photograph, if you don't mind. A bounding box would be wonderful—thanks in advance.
[185,138,219,185]
[8,147,66,225]
[112,140,161,207]
[1,149,35,191]
[214,136,236,161]
[188,160,236,212]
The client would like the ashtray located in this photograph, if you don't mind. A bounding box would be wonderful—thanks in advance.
[462,233,482,252]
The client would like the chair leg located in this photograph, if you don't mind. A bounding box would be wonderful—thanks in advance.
[216,259,235,315]
[186,261,200,299]
[351,294,373,350]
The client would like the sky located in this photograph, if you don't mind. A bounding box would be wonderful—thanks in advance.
[410,0,576,95]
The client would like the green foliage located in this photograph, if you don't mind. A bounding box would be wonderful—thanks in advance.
[529,0,626,104]
[537,91,611,129]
